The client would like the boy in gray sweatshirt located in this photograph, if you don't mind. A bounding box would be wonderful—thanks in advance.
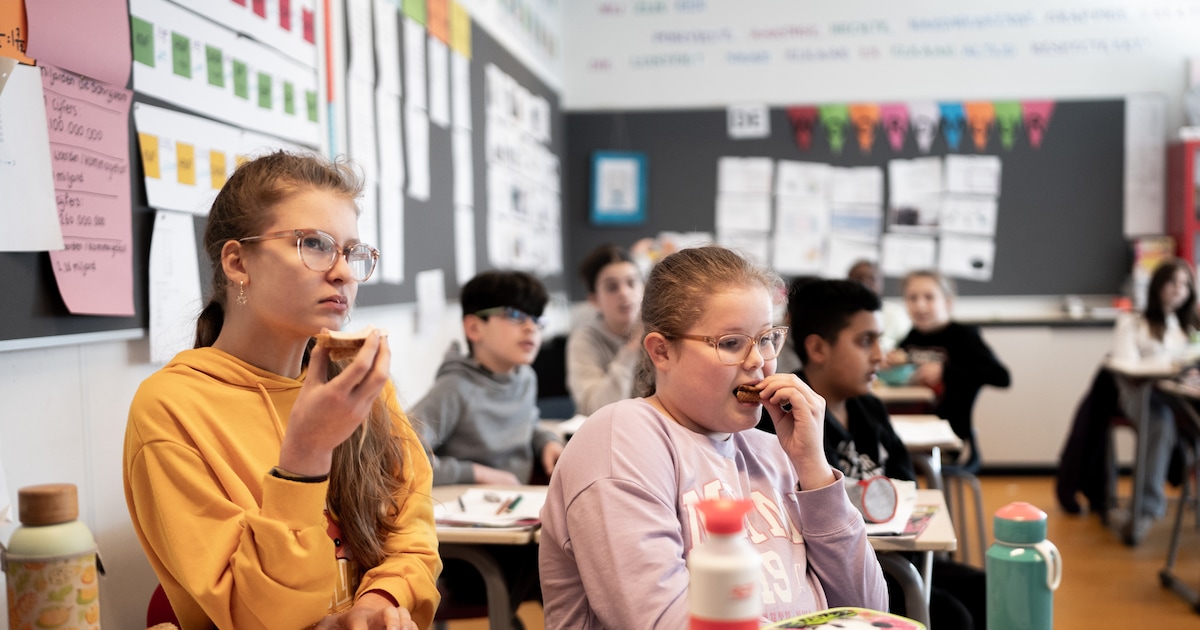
[413,269,564,486]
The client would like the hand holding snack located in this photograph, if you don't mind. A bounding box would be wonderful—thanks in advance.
[279,327,392,476]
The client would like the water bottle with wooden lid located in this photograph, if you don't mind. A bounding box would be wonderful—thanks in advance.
[4,483,103,629]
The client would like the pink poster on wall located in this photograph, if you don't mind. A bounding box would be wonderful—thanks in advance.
[41,64,135,316]
[25,0,131,87]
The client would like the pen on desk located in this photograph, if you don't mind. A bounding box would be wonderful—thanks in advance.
[505,494,523,513]
[457,496,466,512]
[495,496,513,515]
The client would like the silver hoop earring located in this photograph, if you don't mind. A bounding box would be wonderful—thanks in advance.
[236,281,248,306]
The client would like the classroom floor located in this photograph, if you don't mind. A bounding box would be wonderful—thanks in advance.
[444,475,1200,629]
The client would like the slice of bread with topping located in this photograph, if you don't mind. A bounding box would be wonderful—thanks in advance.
[314,326,384,361]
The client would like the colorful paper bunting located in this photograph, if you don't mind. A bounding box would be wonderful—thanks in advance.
[786,106,818,151]
[909,101,940,154]
[849,104,880,154]
[818,104,850,154]
[993,102,1022,149]
[964,102,995,151]
[784,99,1056,155]
[939,102,966,151]
[880,104,909,152]
[1022,101,1055,149]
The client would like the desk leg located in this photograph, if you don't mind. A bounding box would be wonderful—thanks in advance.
[878,552,931,628]
[911,447,944,491]
[439,544,514,630]
[1127,381,1153,546]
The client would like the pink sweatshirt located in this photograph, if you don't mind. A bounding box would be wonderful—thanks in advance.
[539,398,888,628]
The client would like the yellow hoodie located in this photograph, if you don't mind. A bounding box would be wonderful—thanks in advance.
[124,347,441,629]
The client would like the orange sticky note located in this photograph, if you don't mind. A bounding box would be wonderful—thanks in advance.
[209,149,226,189]
[427,0,448,43]
[176,141,195,185]
[0,0,35,65]
[138,132,161,179]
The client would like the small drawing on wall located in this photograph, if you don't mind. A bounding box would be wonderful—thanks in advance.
[591,151,647,225]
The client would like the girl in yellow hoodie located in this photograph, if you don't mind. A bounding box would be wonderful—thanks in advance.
[124,151,440,629]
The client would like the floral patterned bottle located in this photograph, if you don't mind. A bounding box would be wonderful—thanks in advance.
[4,484,102,630]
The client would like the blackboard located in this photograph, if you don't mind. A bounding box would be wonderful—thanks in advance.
[1,18,564,347]
[563,100,1129,300]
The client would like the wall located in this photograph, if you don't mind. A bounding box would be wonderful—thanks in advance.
[563,0,1200,132]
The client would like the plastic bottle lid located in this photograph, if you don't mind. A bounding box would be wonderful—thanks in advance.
[695,499,753,534]
[993,501,1048,544]
[18,483,79,526]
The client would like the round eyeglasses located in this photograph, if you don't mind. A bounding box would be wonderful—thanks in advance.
[473,306,546,330]
[238,229,380,282]
[672,326,789,365]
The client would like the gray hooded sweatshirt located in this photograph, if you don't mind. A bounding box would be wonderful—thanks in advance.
[412,347,560,485]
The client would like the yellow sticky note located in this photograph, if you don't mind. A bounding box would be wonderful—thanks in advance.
[450,2,470,59]
[176,141,195,185]
[236,154,249,168]
[209,150,226,189]
[138,133,161,179]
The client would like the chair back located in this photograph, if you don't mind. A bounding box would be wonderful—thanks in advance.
[147,583,179,627]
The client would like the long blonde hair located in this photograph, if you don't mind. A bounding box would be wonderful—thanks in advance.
[635,246,784,397]
[196,150,406,569]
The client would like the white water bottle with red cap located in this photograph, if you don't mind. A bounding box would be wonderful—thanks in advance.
[688,499,761,629]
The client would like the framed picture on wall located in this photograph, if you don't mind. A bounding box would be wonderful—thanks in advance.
[591,151,647,225]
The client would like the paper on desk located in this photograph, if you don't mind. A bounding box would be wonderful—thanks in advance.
[434,488,546,528]
[890,417,963,449]
[864,479,917,536]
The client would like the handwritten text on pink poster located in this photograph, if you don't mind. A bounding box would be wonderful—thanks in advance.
[42,64,135,316]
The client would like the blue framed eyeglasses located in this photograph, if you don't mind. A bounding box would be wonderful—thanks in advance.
[474,306,546,330]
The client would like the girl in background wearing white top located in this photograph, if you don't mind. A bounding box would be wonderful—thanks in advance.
[1111,257,1200,531]
[565,244,645,416]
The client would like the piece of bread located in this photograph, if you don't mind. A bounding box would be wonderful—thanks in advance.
[315,326,383,361]
[733,384,762,403]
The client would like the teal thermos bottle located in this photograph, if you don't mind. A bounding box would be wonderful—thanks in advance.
[986,501,1062,629]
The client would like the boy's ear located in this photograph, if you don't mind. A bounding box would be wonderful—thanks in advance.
[463,314,486,344]
[644,332,672,370]
[587,292,600,309]
[803,333,830,366]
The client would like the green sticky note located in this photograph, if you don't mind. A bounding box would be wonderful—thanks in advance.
[283,81,295,115]
[131,17,154,67]
[171,32,191,78]
[402,0,426,24]
[232,60,248,99]
[205,45,224,87]
[257,72,272,109]
[306,90,318,122]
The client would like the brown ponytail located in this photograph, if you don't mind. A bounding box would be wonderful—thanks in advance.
[196,150,406,573]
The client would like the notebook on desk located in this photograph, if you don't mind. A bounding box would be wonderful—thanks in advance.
[433,488,547,528]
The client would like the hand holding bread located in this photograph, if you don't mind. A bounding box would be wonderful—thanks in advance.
[278,326,392,477]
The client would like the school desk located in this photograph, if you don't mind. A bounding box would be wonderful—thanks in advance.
[890,414,963,491]
[432,485,544,630]
[1103,358,1182,546]
[1147,379,1200,613]
[432,484,953,628]
[872,382,938,414]
[869,488,957,628]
